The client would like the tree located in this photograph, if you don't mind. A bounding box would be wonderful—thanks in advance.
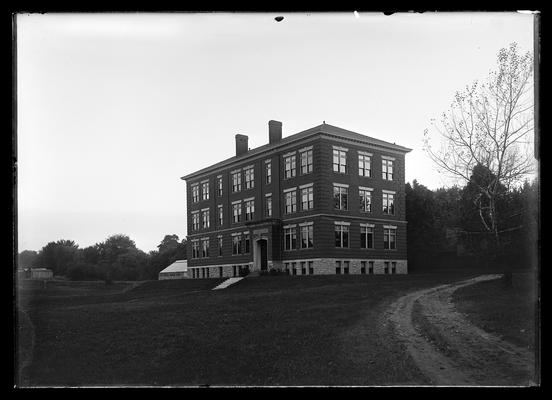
[423,43,535,284]
[81,244,102,265]
[459,164,509,264]
[405,180,438,269]
[111,249,148,281]
[35,240,80,276]
[95,234,139,283]
[157,234,180,253]
[18,250,38,268]
[142,235,187,280]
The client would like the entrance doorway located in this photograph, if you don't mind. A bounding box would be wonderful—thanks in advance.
[256,239,268,271]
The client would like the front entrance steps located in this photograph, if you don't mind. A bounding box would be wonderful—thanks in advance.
[212,277,244,290]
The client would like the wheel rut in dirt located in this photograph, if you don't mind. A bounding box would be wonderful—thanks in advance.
[387,274,536,386]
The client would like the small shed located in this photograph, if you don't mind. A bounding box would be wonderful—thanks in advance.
[158,260,188,280]
[30,268,53,280]
[17,268,31,280]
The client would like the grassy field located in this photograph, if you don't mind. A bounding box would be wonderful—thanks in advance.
[452,272,538,352]
[16,271,528,387]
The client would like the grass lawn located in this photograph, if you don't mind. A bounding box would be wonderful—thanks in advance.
[18,272,488,386]
[452,272,538,352]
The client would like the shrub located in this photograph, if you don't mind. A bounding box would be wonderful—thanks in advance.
[259,268,286,277]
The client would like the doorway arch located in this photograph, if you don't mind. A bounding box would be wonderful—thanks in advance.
[254,238,268,271]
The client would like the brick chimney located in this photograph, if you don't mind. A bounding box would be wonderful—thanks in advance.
[269,120,282,144]
[235,134,248,157]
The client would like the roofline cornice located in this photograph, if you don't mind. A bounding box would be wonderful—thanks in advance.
[181,124,412,182]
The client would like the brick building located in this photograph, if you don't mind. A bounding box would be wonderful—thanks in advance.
[181,121,411,278]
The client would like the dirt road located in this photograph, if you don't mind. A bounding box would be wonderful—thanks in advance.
[386,274,536,386]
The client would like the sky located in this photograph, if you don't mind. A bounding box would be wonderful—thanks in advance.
[16,11,535,253]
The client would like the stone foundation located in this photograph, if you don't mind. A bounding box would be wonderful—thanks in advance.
[189,262,254,279]
[282,258,407,275]
[188,259,407,278]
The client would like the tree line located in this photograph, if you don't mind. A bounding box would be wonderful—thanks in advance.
[406,172,538,272]
[17,234,187,282]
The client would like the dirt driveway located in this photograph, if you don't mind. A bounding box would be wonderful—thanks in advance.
[386,274,536,386]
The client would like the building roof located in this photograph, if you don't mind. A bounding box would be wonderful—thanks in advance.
[181,123,412,181]
[159,260,188,274]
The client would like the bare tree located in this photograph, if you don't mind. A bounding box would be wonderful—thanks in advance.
[423,43,535,281]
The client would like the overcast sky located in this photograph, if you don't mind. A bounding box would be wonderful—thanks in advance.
[16,11,535,253]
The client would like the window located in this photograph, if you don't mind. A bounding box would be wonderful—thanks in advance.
[300,149,313,174]
[284,154,296,179]
[233,265,238,277]
[245,199,255,221]
[361,225,374,249]
[382,159,394,180]
[284,226,297,251]
[301,186,314,211]
[384,261,390,274]
[265,195,272,217]
[358,153,371,177]
[201,181,209,200]
[202,209,210,229]
[232,235,242,255]
[333,185,348,210]
[218,236,223,256]
[202,239,210,258]
[333,148,347,173]
[335,223,349,248]
[369,261,374,274]
[265,161,272,184]
[384,226,397,250]
[192,241,200,259]
[192,185,200,203]
[300,224,314,249]
[245,167,255,189]
[392,261,397,274]
[308,261,314,275]
[217,176,223,196]
[232,171,242,192]
[336,260,342,274]
[285,190,297,214]
[243,233,251,254]
[292,262,297,275]
[219,266,223,277]
[359,189,372,212]
[383,192,395,215]
[232,202,242,223]
[191,212,200,231]
[301,262,306,275]
[361,261,366,274]
[218,205,223,226]
[343,261,350,274]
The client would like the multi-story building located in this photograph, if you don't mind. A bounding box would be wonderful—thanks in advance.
[181,121,411,278]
